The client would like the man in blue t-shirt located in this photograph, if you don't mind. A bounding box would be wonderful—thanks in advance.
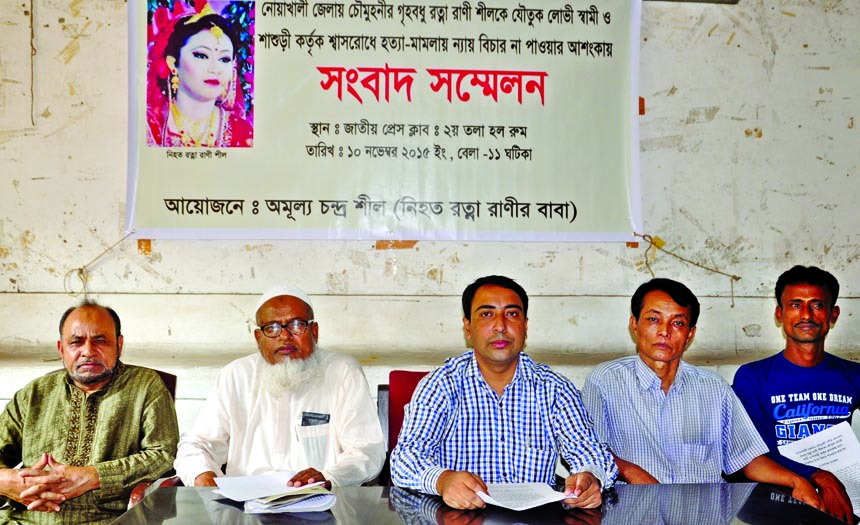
[733,265,860,523]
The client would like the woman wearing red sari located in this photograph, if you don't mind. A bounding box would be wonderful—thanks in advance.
[147,3,253,148]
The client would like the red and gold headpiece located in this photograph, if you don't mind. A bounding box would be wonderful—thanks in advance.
[147,1,221,107]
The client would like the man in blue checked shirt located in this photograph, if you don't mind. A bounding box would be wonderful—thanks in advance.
[391,275,617,510]
[581,278,823,511]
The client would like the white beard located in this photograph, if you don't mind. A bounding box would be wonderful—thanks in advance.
[260,349,324,397]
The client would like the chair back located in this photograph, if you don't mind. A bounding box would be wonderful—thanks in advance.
[388,370,429,452]
[154,369,177,400]
[129,369,179,507]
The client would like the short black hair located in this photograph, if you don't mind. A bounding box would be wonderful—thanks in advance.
[462,275,528,321]
[631,278,700,328]
[59,300,122,339]
[775,265,839,308]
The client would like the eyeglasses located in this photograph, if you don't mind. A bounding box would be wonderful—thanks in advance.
[258,319,315,338]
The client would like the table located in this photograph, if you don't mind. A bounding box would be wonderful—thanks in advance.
[114,483,847,524]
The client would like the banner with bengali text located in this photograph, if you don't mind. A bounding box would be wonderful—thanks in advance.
[127,0,641,241]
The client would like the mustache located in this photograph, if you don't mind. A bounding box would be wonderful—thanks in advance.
[76,359,105,367]
[793,321,820,327]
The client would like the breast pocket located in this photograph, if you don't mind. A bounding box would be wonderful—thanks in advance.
[672,443,716,463]
[669,443,720,482]
[515,446,557,483]
[295,423,331,467]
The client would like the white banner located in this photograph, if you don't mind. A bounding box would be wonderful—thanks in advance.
[127,0,641,240]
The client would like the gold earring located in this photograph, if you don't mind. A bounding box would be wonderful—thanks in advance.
[166,56,179,96]
[222,69,237,107]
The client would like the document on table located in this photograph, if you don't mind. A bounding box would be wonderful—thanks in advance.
[477,483,569,511]
[213,471,324,501]
[779,421,860,515]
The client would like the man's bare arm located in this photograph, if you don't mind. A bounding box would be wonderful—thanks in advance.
[612,454,659,484]
[740,456,822,512]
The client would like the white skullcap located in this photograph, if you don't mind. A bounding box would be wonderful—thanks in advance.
[255,285,314,316]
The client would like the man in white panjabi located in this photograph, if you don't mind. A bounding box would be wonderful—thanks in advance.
[174,285,385,488]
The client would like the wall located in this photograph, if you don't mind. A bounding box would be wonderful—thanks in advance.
[1,1,859,433]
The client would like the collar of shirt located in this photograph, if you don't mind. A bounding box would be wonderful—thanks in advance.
[634,356,690,395]
[464,350,533,390]
[778,349,831,369]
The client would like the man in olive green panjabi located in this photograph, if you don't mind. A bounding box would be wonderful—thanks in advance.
[0,300,178,524]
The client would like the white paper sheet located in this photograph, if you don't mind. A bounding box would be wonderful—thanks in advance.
[213,471,324,502]
[779,421,860,514]
[477,483,569,511]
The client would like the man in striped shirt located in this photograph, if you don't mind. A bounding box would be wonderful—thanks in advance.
[391,275,617,510]
[581,278,821,510]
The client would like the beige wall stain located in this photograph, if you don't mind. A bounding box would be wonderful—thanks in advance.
[68,0,85,18]
[57,20,96,65]
[384,255,398,277]
[0,129,36,145]
[326,270,348,294]
[43,103,93,138]
[20,230,34,249]
[685,106,720,125]
[640,135,683,152]
[742,324,762,337]
[0,76,22,113]
[427,267,443,285]
[528,251,558,269]
[242,244,275,253]
[349,250,370,268]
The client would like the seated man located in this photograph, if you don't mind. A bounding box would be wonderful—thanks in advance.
[174,285,385,488]
[0,300,179,524]
[733,266,860,522]
[581,278,821,509]
[391,275,617,510]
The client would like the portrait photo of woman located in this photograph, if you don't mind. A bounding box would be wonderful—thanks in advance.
[146,1,255,148]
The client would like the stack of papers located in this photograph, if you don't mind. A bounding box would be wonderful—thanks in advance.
[244,485,335,514]
[214,472,336,514]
